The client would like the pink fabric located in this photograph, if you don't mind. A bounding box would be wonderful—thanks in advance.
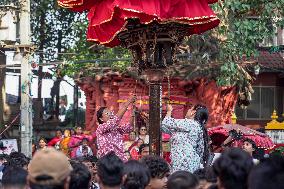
[96,115,132,162]
[162,133,171,141]
[208,125,274,149]
[68,134,93,158]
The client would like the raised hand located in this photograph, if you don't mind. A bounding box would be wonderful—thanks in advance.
[167,104,173,112]
[130,94,137,104]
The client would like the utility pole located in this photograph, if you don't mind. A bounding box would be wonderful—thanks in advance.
[0,54,5,130]
[19,0,33,157]
[73,85,79,127]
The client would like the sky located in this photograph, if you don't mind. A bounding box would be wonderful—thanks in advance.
[5,51,86,109]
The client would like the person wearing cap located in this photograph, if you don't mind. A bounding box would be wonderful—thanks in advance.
[76,138,93,158]
[27,147,73,189]
[96,94,136,162]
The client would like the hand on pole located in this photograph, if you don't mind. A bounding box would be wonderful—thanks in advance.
[166,104,173,112]
[117,93,136,119]
[165,104,173,117]
[130,94,137,104]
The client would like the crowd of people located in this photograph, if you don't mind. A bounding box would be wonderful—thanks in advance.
[0,94,283,189]
[0,146,284,189]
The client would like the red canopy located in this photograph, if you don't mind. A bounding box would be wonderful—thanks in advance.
[58,0,220,47]
[58,0,218,11]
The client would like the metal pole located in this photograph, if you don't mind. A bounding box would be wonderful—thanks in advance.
[0,54,6,130]
[73,85,79,127]
[20,0,33,157]
[148,82,162,155]
[55,78,61,119]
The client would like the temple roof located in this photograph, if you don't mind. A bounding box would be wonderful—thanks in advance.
[258,51,284,70]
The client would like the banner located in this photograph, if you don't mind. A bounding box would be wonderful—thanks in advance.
[0,139,18,155]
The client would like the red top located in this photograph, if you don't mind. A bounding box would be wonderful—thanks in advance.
[130,147,140,160]
[47,137,61,147]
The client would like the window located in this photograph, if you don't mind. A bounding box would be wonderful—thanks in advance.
[236,86,283,120]
[247,87,261,119]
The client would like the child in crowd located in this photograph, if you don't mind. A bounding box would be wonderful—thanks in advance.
[141,155,170,189]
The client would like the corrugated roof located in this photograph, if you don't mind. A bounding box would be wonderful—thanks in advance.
[258,51,284,70]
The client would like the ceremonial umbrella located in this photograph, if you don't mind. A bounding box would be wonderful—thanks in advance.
[57,0,220,47]
[58,0,218,11]
[58,0,220,155]
[208,124,274,150]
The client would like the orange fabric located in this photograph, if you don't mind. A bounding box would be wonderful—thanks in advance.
[60,137,71,157]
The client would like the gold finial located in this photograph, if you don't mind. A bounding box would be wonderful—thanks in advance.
[266,110,284,130]
[271,110,278,122]
[231,112,237,124]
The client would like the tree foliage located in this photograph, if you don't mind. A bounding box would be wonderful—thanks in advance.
[212,0,284,85]
[59,19,131,78]
[30,0,83,62]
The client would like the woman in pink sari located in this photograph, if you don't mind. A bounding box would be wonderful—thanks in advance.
[68,126,86,158]
[96,95,136,162]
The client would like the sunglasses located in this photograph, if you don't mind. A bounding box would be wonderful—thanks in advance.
[104,110,114,116]
[140,129,147,131]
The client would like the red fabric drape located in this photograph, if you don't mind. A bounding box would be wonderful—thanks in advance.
[58,0,218,11]
[87,0,220,47]
[58,0,220,47]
